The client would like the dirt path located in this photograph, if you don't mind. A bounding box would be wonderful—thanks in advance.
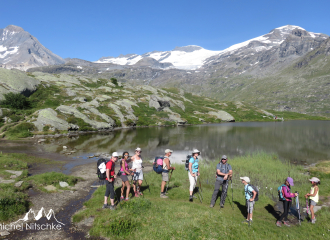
[3,161,153,240]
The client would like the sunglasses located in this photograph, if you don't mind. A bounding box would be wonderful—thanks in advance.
[124,154,129,156]
[136,151,141,153]
[221,158,227,160]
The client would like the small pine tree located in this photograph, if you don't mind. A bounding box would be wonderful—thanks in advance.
[111,78,118,86]
[0,92,31,109]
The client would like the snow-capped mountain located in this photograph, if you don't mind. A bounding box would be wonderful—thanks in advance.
[0,25,65,71]
[94,25,328,72]
[95,45,223,70]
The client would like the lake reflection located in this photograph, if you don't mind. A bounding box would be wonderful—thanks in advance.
[41,120,330,164]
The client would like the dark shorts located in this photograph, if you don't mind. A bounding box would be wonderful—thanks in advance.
[120,174,129,182]
[105,181,115,199]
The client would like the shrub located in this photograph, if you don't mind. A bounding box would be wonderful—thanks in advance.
[0,188,29,221]
[0,92,31,109]
[43,125,50,132]
[111,78,118,86]
[28,172,79,187]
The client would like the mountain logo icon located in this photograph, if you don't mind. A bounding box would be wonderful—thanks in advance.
[13,207,64,225]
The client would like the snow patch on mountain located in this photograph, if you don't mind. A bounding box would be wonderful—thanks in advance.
[0,45,19,58]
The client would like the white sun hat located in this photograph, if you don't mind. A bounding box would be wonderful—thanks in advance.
[240,176,250,183]
[135,147,142,152]
[309,177,320,183]
[112,152,119,157]
[192,149,200,154]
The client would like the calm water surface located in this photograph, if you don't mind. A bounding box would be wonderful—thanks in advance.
[1,121,329,172]
[41,120,330,165]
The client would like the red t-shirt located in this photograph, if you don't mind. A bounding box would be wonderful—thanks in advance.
[105,160,115,180]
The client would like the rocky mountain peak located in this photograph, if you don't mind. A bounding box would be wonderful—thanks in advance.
[5,25,24,32]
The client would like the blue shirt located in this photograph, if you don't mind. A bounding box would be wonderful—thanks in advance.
[216,163,232,181]
[244,184,254,200]
[189,157,199,173]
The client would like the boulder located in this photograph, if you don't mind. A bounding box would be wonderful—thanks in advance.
[0,68,40,100]
[114,99,138,121]
[5,170,23,176]
[149,95,171,111]
[208,110,235,122]
[44,185,57,191]
[163,108,187,125]
[33,108,78,131]
[66,89,76,97]
[15,181,24,187]
[56,105,114,130]
[59,181,69,188]
[73,97,87,103]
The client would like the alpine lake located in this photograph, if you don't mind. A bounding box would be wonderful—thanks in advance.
[1,120,329,172]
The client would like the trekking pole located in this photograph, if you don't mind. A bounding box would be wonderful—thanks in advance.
[248,200,251,227]
[295,191,301,225]
[165,170,174,194]
[231,176,234,210]
[194,174,203,203]
[142,166,150,193]
[198,175,202,193]
[306,198,309,216]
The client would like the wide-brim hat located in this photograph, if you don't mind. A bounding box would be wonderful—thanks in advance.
[135,147,142,152]
[165,149,173,154]
[112,152,119,157]
[192,149,200,154]
[309,177,320,183]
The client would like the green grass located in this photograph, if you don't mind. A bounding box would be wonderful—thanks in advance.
[5,122,36,140]
[73,152,330,239]
[27,172,80,191]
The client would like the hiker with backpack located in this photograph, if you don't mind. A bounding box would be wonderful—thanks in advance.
[160,149,175,198]
[103,152,119,210]
[240,177,257,224]
[119,151,134,201]
[188,149,201,202]
[276,177,298,227]
[304,177,320,224]
[210,155,232,208]
[131,147,144,197]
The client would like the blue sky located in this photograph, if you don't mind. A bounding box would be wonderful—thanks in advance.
[1,0,330,61]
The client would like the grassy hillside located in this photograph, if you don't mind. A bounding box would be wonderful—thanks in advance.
[1,71,324,140]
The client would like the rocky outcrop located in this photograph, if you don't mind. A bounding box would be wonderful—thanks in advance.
[56,105,114,130]
[208,110,235,122]
[115,99,138,121]
[33,108,78,131]
[0,68,40,100]
[163,108,187,125]
[149,95,170,111]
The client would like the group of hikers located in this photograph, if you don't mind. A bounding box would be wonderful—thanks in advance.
[100,148,320,226]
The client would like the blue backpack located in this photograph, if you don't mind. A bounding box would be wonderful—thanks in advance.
[278,184,287,201]
[153,157,168,174]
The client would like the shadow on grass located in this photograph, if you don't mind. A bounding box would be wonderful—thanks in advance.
[265,204,281,221]
[234,201,246,218]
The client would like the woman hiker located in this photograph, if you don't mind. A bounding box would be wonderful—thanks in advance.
[276,177,298,227]
[131,147,144,197]
[188,149,200,201]
[304,177,320,224]
[120,151,134,201]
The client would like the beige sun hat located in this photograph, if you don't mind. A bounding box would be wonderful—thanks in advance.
[192,149,200,154]
[165,149,173,154]
[240,176,250,183]
[309,177,320,183]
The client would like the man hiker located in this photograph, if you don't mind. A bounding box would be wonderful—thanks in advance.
[103,152,119,210]
[240,176,257,224]
[210,155,232,208]
[160,149,175,198]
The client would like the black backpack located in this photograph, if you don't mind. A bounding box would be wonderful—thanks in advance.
[246,184,259,201]
[185,155,193,171]
[97,158,108,180]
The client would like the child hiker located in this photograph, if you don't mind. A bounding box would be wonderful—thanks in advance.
[304,177,320,224]
[276,177,298,227]
[240,177,256,224]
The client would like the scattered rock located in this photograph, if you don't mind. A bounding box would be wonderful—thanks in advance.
[63,146,68,149]
[66,88,76,97]
[15,181,24,187]
[0,230,10,236]
[0,179,15,184]
[59,181,69,188]
[5,170,23,176]
[38,139,46,143]
[10,175,17,179]
[149,95,171,111]
[44,185,57,191]
[73,97,87,103]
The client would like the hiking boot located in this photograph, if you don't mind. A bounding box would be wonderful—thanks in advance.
[160,193,168,198]
[134,192,139,197]
[120,196,124,200]
[189,195,193,202]
[220,204,224,208]
[283,221,290,227]
[109,205,116,210]
[125,198,129,201]
[311,218,316,224]
[276,221,282,227]
[102,204,109,209]
[242,220,249,224]
[210,204,214,208]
